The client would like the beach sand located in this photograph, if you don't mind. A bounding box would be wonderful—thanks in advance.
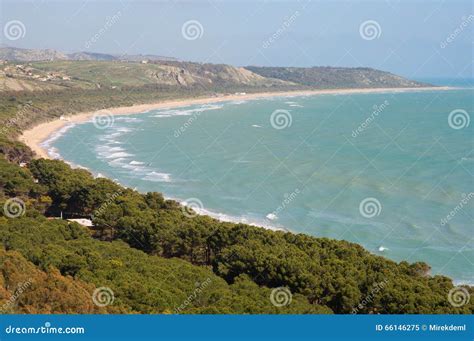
[19,86,451,159]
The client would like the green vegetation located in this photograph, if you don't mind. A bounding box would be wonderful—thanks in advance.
[0,218,324,314]
[0,59,469,315]
[1,156,471,314]
[245,66,429,88]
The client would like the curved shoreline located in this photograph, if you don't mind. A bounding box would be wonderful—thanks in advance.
[17,85,472,284]
[20,86,451,159]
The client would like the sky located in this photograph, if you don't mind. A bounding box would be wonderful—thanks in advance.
[0,0,472,79]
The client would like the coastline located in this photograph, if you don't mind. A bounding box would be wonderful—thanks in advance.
[17,85,472,284]
[20,86,451,159]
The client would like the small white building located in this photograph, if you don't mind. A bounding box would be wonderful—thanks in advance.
[67,218,93,227]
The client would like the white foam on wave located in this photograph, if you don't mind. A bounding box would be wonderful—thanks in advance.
[143,171,172,182]
[169,197,285,231]
[105,152,134,159]
[41,123,76,151]
[97,146,124,153]
[151,104,224,118]
[107,157,128,166]
[453,279,474,286]
[114,117,143,123]
[130,160,145,165]
[46,146,61,159]
[116,127,133,133]
[252,124,262,128]
[266,213,278,221]
[289,104,304,107]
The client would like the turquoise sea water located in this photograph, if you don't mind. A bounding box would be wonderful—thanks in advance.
[49,87,473,283]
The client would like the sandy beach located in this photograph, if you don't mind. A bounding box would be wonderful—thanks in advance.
[20,86,451,159]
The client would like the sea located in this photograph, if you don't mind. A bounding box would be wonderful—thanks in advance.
[46,79,473,283]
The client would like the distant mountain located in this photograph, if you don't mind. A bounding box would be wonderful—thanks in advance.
[0,47,69,62]
[245,66,429,88]
[0,47,431,92]
[66,51,117,61]
[0,47,177,62]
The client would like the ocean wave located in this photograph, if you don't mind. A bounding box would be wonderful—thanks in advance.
[114,117,143,123]
[105,152,134,159]
[46,146,61,159]
[97,146,125,153]
[115,127,134,133]
[107,157,128,166]
[40,123,76,150]
[129,160,145,165]
[151,104,224,118]
[143,171,172,182]
[168,197,285,231]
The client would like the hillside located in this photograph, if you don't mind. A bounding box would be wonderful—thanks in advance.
[0,47,431,93]
[0,155,472,314]
[245,66,428,89]
[0,60,295,92]
[0,47,176,62]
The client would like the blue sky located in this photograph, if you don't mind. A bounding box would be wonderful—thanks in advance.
[1,0,472,79]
